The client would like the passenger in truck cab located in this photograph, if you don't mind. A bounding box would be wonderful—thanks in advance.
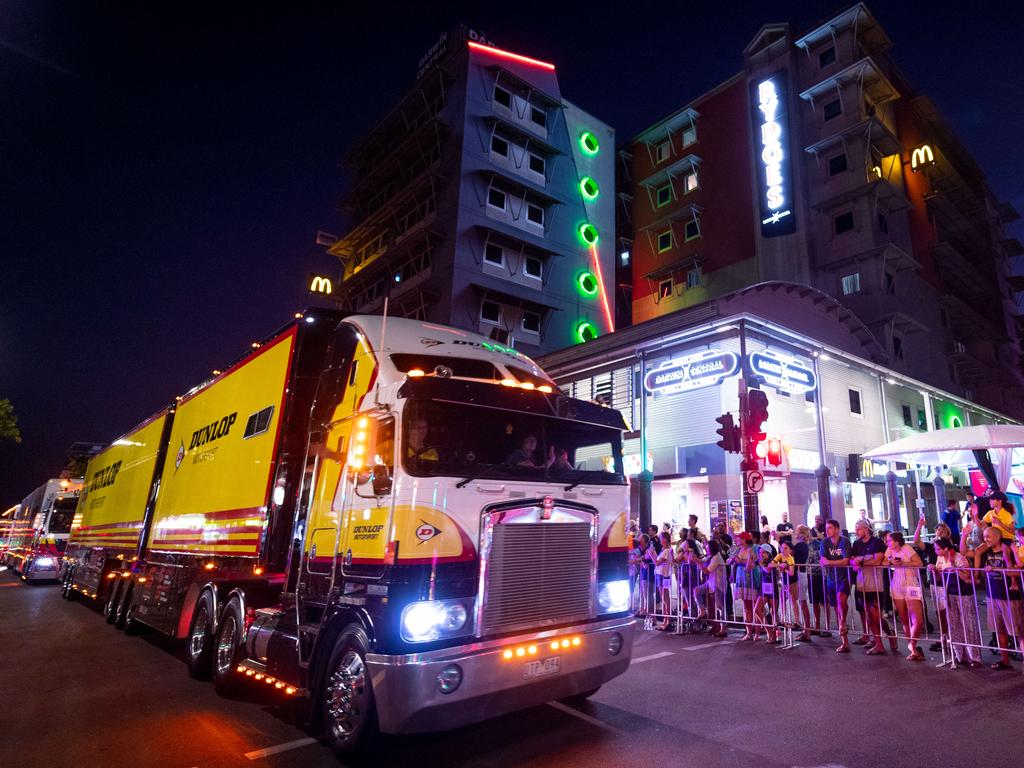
[506,434,554,469]
[405,415,439,462]
[549,447,573,474]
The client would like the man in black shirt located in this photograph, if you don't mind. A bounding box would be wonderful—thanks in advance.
[850,519,890,654]
[774,510,794,546]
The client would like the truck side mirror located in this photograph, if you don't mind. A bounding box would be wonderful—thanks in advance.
[371,467,392,497]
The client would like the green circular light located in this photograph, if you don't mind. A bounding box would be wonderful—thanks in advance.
[575,320,599,344]
[579,131,600,155]
[577,270,599,297]
[579,176,600,200]
[578,223,599,246]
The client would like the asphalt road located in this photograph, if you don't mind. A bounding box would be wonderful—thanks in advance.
[3,565,1024,768]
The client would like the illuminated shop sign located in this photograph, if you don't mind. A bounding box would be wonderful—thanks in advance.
[750,72,796,237]
[910,144,935,172]
[644,350,739,395]
[749,351,816,394]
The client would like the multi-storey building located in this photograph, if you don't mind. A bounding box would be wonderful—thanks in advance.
[327,26,616,356]
[618,3,1023,418]
[541,4,1024,532]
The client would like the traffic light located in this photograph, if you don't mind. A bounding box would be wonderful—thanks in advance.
[715,413,740,453]
[766,437,783,466]
[745,388,769,444]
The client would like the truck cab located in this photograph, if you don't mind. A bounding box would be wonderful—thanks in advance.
[222,316,634,754]
[15,483,81,583]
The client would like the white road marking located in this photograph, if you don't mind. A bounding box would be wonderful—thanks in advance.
[547,701,623,734]
[243,737,318,760]
[631,651,675,663]
[682,640,736,651]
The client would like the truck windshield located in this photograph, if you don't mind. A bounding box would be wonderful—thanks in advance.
[48,498,78,534]
[403,399,624,485]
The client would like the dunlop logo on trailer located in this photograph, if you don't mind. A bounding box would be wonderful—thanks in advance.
[189,412,238,450]
[88,460,123,491]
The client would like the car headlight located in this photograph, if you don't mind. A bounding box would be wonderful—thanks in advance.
[598,579,631,613]
[401,599,471,642]
[33,557,55,568]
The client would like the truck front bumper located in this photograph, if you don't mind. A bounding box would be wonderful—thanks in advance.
[365,615,635,734]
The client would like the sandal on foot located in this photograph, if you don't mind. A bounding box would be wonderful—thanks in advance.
[866,646,886,655]
[992,661,1014,671]
[836,644,851,654]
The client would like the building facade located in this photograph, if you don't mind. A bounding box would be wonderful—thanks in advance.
[538,282,1015,535]
[328,27,616,356]
[617,3,1024,419]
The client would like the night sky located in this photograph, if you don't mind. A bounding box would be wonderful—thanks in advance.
[2,1,1022,504]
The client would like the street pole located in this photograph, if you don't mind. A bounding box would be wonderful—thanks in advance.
[738,324,759,533]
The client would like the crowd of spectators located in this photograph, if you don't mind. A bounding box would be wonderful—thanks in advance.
[627,491,1024,670]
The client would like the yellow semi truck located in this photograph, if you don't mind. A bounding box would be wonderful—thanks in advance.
[63,310,634,755]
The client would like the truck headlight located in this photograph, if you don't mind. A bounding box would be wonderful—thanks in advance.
[401,599,471,642]
[598,580,631,613]
[33,557,55,568]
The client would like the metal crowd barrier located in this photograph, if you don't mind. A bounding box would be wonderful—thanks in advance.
[631,553,1024,671]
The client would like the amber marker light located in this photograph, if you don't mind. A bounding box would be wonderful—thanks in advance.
[204,562,215,570]
[538,385,553,393]
[503,649,513,660]
[253,566,264,576]
[515,647,526,657]
[550,641,560,651]
[560,639,570,649]
[572,637,581,647]
[407,369,425,377]
[285,686,296,695]
[528,645,538,655]
[501,378,516,387]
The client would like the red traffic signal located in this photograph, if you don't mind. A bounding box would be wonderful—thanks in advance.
[766,437,783,466]
[745,388,769,443]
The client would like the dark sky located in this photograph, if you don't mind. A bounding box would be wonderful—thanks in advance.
[2,1,1022,504]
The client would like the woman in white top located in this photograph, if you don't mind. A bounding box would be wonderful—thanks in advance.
[885,531,925,661]
[654,531,675,630]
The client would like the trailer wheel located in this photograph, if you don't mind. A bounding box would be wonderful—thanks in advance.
[103,579,123,624]
[213,598,244,696]
[60,571,76,601]
[187,593,215,679]
[320,624,378,757]
[115,582,134,630]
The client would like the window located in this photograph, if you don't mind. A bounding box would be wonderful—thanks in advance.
[484,242,504,266]
[659,279,673,299]
[893,334,904,360]
[530,106,547,128]
[524,255,542,279]
[521,311,541,334]
[685,217,701,241]
[848,388,863,416]
[901,404,913,427]
[491,135,509,158]
[656,184,672,207]
[841,272,861,295]
[655,141,671,163]
[823,99,842,121]
[480,300,501,324]
[528,153,545,175]
[526,203,544,226]
[683,170,698,193]
[487,187,507,211]
[917,408,927,430]
[818,46,836,68]
[681,125,697,147]
[686,267,701,289]
[494,86,512,109]
[244,405,275,439]
[657,229,672,253]
[834,210,854,235]
[884,271,896,295]
[828,153,848,176]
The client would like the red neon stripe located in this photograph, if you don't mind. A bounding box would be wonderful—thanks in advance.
[590,244,615,333]
[467,41,555,71]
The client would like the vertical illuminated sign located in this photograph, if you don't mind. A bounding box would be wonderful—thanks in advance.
[750,72,795,237]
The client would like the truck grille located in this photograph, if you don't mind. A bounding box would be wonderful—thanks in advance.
[481,520,593,636]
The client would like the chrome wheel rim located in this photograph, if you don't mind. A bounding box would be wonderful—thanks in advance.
[325,651,368,740]
[190,604,209,659]
[216,614,237,676]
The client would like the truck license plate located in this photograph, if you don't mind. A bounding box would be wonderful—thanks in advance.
[523,656,560,679]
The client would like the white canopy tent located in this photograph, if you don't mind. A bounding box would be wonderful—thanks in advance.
[863,425,1024,493]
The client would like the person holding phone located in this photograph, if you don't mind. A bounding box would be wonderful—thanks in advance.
[885,531,925,661]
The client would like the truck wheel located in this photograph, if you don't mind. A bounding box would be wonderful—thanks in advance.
[321,625,378,757]
[212,598,244,696]
[103,580,123,624]
[187,594,215,679]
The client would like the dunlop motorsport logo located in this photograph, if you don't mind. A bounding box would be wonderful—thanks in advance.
[175,411,238,472]
[88,460,123,491]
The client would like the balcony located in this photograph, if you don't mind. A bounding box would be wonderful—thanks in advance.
[799,56,900,109]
